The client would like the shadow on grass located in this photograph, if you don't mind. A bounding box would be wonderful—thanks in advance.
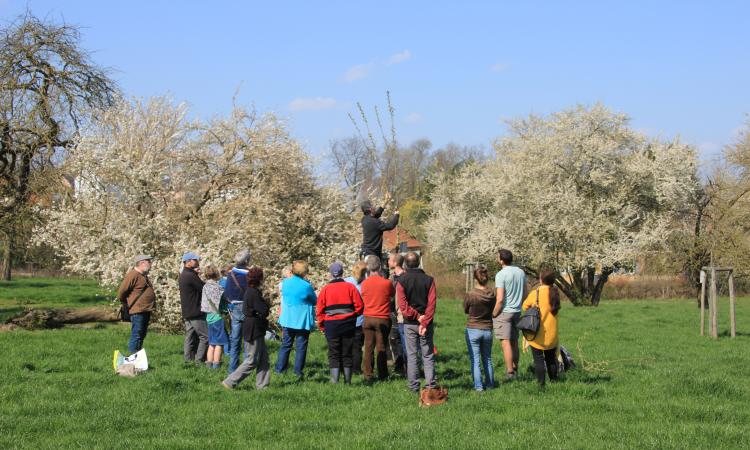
[518,363,612,385]
[571,372,612,384]
[0,306,24,323]
[718,330,750,338]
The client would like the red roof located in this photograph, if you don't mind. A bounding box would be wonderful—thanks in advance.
[383,226,423,251]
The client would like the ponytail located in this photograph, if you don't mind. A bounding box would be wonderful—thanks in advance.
[549,285,560,316]
[539,268,561,316]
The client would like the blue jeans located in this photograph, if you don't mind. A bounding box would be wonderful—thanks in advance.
[465,328,494,390]
[227,310,248,373]
[398,323,419,360]
[128,312,151,354]
[274,327,310,376]
[397,323,407,356]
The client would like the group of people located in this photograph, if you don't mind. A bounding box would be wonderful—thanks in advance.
[116,201,562,393]
[462,249,561,390]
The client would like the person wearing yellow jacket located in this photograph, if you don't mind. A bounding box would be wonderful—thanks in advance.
[521,269,561,386]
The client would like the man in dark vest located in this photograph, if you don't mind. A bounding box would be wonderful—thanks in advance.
[360,199,399,263]
[395,251,437,392]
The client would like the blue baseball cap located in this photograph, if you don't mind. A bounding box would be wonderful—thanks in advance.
[181,252,200,262]
[329,261,344,278]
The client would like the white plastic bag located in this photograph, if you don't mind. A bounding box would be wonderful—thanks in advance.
[113,348,149,372]
[122,348,149,371]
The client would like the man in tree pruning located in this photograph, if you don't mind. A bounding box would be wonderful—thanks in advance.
[360,199,399,263]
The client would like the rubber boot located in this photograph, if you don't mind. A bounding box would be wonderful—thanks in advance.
[343,367,352,385]
[330,368,340,383]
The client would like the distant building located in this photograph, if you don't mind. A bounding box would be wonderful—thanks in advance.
[383,226,423,255]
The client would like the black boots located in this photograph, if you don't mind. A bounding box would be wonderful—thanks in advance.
[330,367,352,384]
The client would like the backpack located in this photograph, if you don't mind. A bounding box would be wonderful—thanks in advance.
[558,345,576,372]
[419,386,448,407]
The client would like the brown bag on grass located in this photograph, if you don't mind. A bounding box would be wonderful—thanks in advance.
[419,386,448,407]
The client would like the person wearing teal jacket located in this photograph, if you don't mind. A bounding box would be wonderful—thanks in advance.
[274,260,317,378]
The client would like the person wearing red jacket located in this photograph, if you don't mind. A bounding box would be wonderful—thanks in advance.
[316,261,364,384]
[361,255,395,382]
[396,252,438,392]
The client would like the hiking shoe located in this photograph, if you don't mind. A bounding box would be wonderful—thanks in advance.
[503,372,517,382]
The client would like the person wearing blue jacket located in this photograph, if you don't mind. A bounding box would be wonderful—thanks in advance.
[274,259,317,379]
[224,250,252,373]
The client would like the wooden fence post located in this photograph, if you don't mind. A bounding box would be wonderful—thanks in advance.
[464,262,476,293]
[710,267,718,339]
[729,271,736,339]
[700,271,706,336]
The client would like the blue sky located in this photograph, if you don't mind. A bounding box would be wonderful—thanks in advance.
[2,1,749,163]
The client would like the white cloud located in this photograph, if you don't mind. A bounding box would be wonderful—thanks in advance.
[288,97,337,112]
[404,112,424,124]
[342,63,376,83]
[342,50,411,82]
[490,63,508,73]
[387,49,412,65]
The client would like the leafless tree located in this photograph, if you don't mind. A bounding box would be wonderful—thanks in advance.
[0,13,117,280]
[430,142,487,174]
[329,136,374,190]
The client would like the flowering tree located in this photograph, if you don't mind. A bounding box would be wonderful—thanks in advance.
[425,104,700,305]
[697,120,750,278]
[36,97,358,329]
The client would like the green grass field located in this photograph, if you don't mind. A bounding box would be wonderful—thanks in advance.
[0,279,748,449]
[0,277,110,322]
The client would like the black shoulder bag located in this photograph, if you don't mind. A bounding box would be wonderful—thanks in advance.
[517,288,541,340]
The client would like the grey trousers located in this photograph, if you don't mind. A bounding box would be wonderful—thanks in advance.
[404,323,437,391]
[223,337,270,389]
[184,318,209,363]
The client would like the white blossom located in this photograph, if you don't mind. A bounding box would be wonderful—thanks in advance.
[425,104,699,305]
[36,97,359,329]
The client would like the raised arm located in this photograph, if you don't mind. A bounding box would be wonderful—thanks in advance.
[379,212,400,231]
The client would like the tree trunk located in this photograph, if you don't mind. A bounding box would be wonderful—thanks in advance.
[1,236,11,281]
[553,266,613,306]
[553,271,581,306]
[590,268,613,306]
[689,194,711,306]
[572,270,587,302]
[7,307,119,329]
